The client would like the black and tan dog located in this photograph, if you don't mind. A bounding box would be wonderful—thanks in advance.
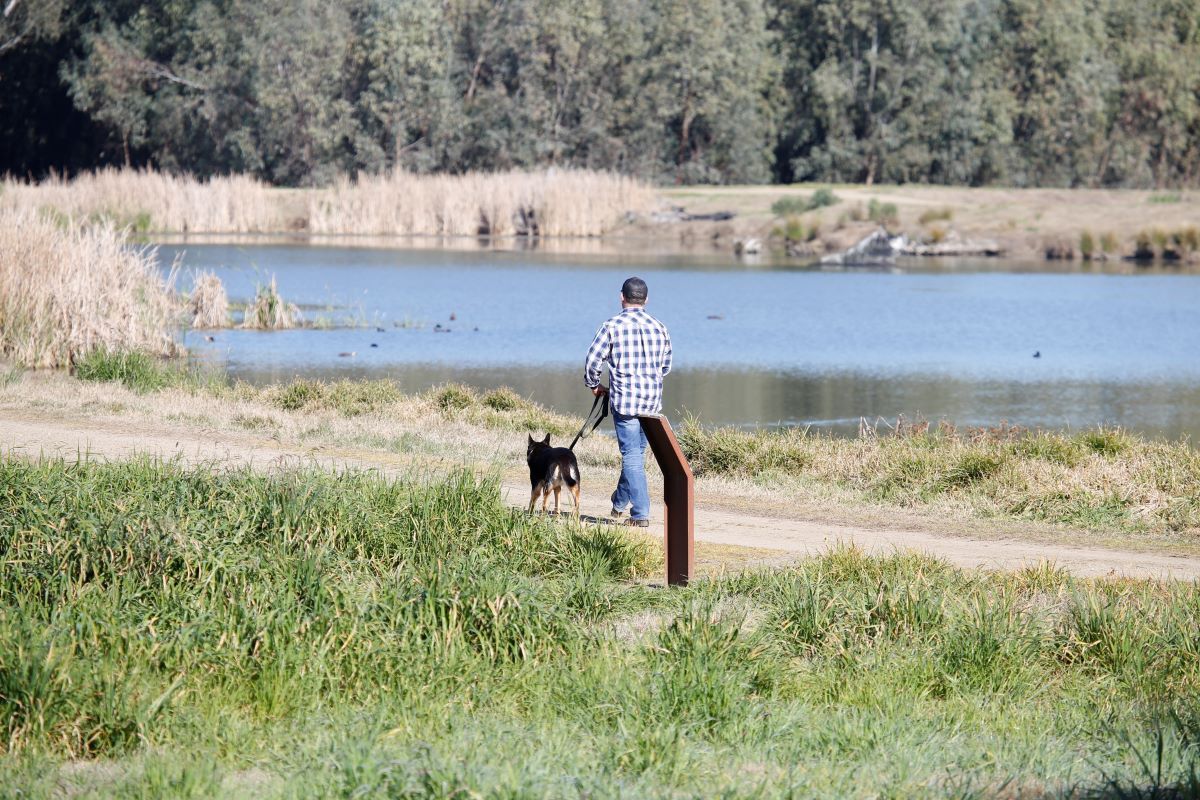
[526,433,581,516]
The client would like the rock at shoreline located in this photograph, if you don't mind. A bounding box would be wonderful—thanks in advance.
[821,228,903,266]
[734,237,762,256]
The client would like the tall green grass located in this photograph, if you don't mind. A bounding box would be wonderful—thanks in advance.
[73,348,224,394]
[2,455,1199,797]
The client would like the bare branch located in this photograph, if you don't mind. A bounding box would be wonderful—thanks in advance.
[0,20,31,54]
[137,59,208,91]
[3,0,19,20]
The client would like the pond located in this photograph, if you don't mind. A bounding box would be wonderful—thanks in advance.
[157,242,1200,440]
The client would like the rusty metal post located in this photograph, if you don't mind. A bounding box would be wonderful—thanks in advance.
[638,415,694,586]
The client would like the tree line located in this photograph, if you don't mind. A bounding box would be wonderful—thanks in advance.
[2,0,1198,188]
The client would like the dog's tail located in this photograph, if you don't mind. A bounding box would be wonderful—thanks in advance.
[548,458,579,488]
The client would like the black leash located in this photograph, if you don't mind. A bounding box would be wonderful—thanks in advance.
[569,392,609,451]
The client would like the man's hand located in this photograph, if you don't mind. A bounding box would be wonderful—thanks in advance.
[591,385,608,397]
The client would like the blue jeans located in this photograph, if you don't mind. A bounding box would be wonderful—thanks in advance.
[611,410,650,520]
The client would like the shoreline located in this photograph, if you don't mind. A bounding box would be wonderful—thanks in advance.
[7,170,1198,263]
[147,230,1200,275]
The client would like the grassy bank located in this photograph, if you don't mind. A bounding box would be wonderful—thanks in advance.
[0,168,656,238]
[0,209,179,368]
[680,418,1200,539]
[661,184,1200,262]
[49,354,1200,543]
[1,455,1199,797]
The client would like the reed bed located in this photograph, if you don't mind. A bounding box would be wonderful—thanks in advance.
[679,418,1200,537]
[1,168,656,237]
[1,454,1198,797]
[186,269,230,328]
[0,168,285,233]
[239,276,300,330]
[0,209,179,368]
[308,169,657,237]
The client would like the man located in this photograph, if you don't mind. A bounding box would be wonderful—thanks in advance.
[583,276,673,527]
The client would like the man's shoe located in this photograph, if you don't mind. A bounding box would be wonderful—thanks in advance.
[623,518,650,528]
[610,507,626,519]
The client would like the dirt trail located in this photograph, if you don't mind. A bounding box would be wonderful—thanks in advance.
[3,408,1198,580]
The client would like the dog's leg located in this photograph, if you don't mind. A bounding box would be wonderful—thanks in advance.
[541,485,549,513]
[529,483,542,514]
[571,484,581,519]
[553,484,561,514]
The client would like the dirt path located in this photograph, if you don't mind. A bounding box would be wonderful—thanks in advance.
[3,408,1198,580]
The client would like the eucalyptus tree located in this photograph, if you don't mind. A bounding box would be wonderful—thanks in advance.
[3,0,1200,188]
[639,0,778,183]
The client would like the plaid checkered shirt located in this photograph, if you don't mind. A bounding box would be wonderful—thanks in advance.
[584,307,673,416]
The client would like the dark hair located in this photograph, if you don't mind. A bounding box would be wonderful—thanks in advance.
[621,276,648,303]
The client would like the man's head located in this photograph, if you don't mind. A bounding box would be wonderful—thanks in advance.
[620,276,648,307]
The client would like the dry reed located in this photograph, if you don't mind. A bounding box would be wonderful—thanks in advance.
[0,209,180,368]
[308,169,657,237]
[186,270,230,328]
[240,276,300,330]
[1,168,657,238]
[0,168,286,233]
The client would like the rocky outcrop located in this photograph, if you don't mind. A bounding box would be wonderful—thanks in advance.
[820,228,903,266]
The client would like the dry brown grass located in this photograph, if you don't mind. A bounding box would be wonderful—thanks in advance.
[308,169,657,237]
[0,169,285,233]
[661,184,1200,259]
[187,270,230,329]
[1,168,656,238]
[0,209,180,368]
[679,418,1200,537]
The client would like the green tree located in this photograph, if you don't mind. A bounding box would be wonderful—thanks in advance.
[1098,0,1200,187]
[352,0,459,173]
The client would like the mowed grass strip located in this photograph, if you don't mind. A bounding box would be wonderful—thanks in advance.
[2,456,1200,797]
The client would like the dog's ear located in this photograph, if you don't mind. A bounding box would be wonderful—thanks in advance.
[528,434,534,444]
[541,433,550,445]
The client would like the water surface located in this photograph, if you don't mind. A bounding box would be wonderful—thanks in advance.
[159,243,1200,439]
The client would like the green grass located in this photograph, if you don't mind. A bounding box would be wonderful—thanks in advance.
[2,455,1200,797]
[51,358,1200,540]
[256,378,575,437]
[73,349,224,394]
[1081,229,1096,259]
[679,418,1200,537]
[770,187,839,217]
[868,197,900,228]
[429,382,575,436]
[267,377,403,416]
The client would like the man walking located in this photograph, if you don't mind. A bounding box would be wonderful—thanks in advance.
[584,276,672,527]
